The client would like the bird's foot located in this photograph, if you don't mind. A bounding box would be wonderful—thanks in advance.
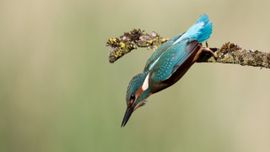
[202,47,218,60]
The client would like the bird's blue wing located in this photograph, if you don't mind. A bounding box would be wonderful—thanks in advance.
[149,38,200,83]
[143,34,182,72]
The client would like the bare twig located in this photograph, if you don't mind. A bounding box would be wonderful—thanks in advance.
[106,29,270,69]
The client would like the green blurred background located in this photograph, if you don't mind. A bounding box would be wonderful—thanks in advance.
[1,0,270,152]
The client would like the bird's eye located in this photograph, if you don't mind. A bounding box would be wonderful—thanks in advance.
[130,94,135,101]
[128,94,135,107]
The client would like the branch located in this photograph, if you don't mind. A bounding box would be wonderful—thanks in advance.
[106,29,270,69]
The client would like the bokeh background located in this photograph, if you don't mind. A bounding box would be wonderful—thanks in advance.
[1,0,270,152]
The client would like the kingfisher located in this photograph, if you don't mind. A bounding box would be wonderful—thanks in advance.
[121,14,215,127]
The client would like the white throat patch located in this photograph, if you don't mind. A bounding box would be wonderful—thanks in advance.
[142,73,150,91]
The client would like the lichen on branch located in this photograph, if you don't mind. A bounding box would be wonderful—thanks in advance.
[106,28,270,69]
[106,29,168,63]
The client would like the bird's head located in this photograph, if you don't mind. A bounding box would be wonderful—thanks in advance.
[121,72,151,127]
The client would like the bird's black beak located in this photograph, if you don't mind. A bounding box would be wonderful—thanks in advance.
[121,106,134,127]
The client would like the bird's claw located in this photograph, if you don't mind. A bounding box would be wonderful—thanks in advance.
[202,47,218,60]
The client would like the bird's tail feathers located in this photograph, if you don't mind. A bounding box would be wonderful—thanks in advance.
[182,14,212,43]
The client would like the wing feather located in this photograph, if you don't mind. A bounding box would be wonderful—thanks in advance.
[143,34,182,72]
[149,39,201,93]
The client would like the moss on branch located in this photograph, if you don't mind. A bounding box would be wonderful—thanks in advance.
[106,29,168,63]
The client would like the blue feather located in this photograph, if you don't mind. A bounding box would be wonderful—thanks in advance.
[174,14,212,43]
[195,14,209,24]
[184,14,212,43]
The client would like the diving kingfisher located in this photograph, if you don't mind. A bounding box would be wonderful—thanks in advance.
[121,14,215,127]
